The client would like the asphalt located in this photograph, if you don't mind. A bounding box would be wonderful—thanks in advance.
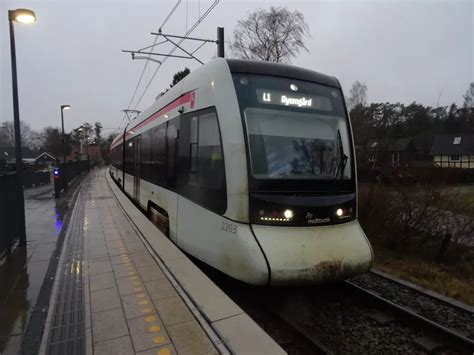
[0,181,78,355]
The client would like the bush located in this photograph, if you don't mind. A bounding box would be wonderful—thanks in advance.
[358,181,474,264]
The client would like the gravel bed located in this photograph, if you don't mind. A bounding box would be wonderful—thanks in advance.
[350,272,474,339]
[241,302,323,354]
[271,289,426,354]
[197,265,322,354]
[198,260,469,353]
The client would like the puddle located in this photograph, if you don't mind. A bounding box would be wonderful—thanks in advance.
[0,182,77,353]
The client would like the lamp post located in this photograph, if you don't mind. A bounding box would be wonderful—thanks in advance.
[61,105,71,162]
[8,8,37,247]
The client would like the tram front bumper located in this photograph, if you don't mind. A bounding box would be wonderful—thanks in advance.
[251,220,374,285]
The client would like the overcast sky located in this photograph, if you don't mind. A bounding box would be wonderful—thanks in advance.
[1,0,472,134]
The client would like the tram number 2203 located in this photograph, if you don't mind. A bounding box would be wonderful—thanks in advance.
[221,221,237,234]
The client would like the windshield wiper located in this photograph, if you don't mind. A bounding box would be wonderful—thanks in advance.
[333,129,348,181]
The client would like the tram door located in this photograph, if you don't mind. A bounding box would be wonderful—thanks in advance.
[133,137,141,201]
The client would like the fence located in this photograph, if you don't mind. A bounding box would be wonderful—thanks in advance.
[0,173,21,257]
[358,165,474,184]
[54,160,90,197]
[23,170,51,188]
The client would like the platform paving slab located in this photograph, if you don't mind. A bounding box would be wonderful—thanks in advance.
[166,320,218,355]
[89,272,115,292]
[128,315,171,352]
[122,294,155,320]
[40,168,285,354]
[136,264,167,282]
[90,287,121,313]
[37,170,226,354]
[152,296,195,326]
[144,279,179,301]
[105,170,286,355]
[136,344,177,355]
[93,335,135,355]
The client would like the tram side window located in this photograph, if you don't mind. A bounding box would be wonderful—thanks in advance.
[110,148,116,167]
[112,146,122,170]
[178,108,226,214]
[118,145,123,170]
[167,119,179,190]
[125,140,133,175]
[112,148,117,168]
[190,116,198,174]
[141,130,152,182]
[151,124,167,185]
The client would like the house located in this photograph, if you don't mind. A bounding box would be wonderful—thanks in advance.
[65,144,102,163]
[366,138,417,168]
[430,134,474,169]
[35,152,57,167]
[366,139,388,168]
[387,138,417,168]
[0,146,37,165]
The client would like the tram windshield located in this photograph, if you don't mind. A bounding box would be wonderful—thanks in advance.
[233,74,352,181]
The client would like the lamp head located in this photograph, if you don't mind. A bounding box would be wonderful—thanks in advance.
[9,9,37,24]
[61,105,71,110]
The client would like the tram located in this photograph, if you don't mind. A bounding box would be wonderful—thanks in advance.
[110,58,373,285]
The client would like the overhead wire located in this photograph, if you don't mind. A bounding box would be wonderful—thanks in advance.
[132,0,220,110]
[115,0,182,134]
[127,0,181,110]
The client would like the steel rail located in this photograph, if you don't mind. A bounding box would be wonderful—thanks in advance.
[266,305,334,355]
[345,280,474,352]
[369,269,474,314]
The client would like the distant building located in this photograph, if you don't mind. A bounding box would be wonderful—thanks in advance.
[65,144,102,163]
[366,139,388,168]
[366,138,417,168]
[430,134,474,169]
[35,152,57,167]
[0,146,37,165]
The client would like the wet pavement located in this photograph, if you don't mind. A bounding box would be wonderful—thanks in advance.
[0,183,76,355]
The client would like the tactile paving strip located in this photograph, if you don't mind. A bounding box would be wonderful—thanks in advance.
[45,185,87,355]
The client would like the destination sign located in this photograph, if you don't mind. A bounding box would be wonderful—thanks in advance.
[256,89,332,111]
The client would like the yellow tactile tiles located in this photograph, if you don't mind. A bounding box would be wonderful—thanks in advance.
[87,173,211,355]
[105,245,174,353]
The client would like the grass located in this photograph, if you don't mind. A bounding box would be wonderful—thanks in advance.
[359,181,474,217]
[437,184,474,218]
[372,243,474,305]
[358,181,474,305]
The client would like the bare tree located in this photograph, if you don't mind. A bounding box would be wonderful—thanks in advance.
[27,131,44,151]
[347,81,368,109]
[462,82,474,108]
[230,7,310,63]
[0,120,33,148]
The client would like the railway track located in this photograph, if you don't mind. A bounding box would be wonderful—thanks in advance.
[347,270,474,353]
[345,282,473,353]
[195,258,473,354]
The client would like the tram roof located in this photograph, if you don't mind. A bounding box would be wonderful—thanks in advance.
[225,59,341,89]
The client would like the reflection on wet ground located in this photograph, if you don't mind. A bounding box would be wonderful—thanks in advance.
[0,184,73,354]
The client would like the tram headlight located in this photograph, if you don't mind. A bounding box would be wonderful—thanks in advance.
[284,209,294,219]
[336,208,344,217]
[259,209,294,222]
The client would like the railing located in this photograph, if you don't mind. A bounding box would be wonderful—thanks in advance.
[54,161,90,198]
[0,173,21,258]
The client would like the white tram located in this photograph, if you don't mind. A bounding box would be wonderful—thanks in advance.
[110,58,373,285]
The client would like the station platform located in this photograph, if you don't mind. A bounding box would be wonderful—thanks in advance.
[25,169,285,355]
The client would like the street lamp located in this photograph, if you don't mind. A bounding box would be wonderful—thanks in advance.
[61,105,71,162]
[8,8,37,247]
